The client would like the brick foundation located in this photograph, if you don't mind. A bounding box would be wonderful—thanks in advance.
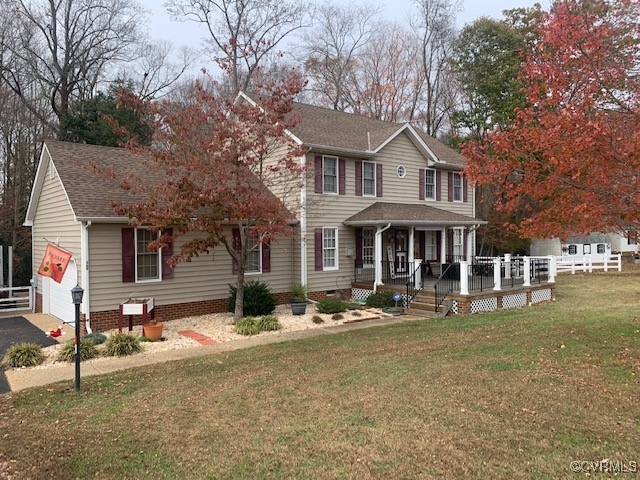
[86,291,296,332]
[450,284,556,316]
[35,292,42,314]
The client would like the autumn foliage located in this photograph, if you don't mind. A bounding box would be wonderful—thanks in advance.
[464,0,640,240]
[108,72,306,320]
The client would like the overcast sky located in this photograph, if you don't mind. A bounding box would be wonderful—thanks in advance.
[145,0,546,74]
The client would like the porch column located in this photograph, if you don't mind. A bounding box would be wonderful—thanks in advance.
[440,228,447,265]
[523,256,531,287]
[547,255,556,283]
[374,223,392,289]
[408,227,415,264]
[493,257,502,291]
[459,260,469,295]
[466,228,473,260]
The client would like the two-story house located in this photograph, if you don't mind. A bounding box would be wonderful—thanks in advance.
[24,94,485,331]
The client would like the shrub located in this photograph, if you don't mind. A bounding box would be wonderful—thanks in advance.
[331,313,344,321]
[104,333,142,357]
[2,343,45,368]
[365,291,397,308]
[228,280,276,317]
[291,283,308,300]
[257,315,282,331]
[346,303,362,310]
[316,297,348,314]
[81,332,107,345]
[58,339,99,362]
[312,315,324,324]
[235,317,261,336]
[351,311,362,317]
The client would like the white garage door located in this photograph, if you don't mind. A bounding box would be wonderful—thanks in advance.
[49,261,78,324]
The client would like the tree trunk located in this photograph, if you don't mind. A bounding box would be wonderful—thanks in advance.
[233,265,245,324]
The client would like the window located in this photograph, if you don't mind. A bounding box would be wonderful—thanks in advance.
[396,165,406,178]
[583,244,591,254]
[323,156,338,194]
[136,228,161,281]
[424,232,436,260]
[363,161,376,196]
[597,244,605,254]
[246,236,261,274]
[323,227,338,269]
[362,228,375,267]
[453,228,463,259]
[568,245,577,255]
[452,173,462,202]
[628,230,638,245]
[425,169,436,200]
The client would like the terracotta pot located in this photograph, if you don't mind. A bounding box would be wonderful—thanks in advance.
[143,322,164,341]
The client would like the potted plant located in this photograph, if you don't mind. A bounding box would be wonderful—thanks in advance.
[291,284,308,315]
[143,319,164,341]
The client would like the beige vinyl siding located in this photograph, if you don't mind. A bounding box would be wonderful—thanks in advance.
[306,131,474,292]
[88,224,295,312]
[32,152,82,291]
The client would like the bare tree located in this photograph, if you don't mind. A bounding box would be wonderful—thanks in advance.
[0,0,144,135]
[166,0,309,94]
[410,0,461,135]
[300,2,380,111]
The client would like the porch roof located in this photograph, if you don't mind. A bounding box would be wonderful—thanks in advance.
[343,202,487,227]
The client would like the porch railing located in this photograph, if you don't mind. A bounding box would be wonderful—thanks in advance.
[467,258,495,292]
[406,261,424,307]
[354,260,417,284]
[434,262,458,313]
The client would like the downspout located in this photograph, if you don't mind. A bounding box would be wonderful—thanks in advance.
[300,154,308,287]
[81,221,92,333]
[374,223,392,292]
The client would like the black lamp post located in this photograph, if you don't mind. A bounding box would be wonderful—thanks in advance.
[71,284,84,391]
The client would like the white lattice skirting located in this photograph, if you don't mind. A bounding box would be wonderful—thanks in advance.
[352,288,374,302]
[502,293,527,309]
[531,289,552,303]
[450,300,459,314]
[470,297,498,314]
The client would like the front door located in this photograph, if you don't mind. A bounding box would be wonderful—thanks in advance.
[395,229,408,273]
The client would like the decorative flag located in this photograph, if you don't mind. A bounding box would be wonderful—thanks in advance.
[38,244,73,283]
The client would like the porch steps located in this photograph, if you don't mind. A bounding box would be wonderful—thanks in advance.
[404,307,440,318]
[408,291,448,317]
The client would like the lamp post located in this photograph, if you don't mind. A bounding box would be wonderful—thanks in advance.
[71,284,84,391]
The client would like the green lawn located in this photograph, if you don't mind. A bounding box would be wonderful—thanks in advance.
[1,270,639,479]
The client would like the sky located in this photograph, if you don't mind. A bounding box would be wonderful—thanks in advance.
[145,0,546,74]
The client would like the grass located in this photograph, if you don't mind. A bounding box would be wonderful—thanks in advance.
[1,270,639,479]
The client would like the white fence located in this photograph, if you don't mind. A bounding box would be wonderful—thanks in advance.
[0,286,33,312]
[555,254,622,274]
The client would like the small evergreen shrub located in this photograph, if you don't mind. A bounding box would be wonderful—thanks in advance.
[228,280,276,317]
[351,311,362,317]
[365,291,397,308]
[331,313,344,321]
[312,315,324,324]
[81,332,107,345]
[105,333,142,357]
[316,298,348,314]
[2,343,45,368]
[235,317,260,336]
[257,315,282,331]
[58,339,99,362]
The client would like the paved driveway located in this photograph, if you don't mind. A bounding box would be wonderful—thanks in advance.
[0,316,58,394]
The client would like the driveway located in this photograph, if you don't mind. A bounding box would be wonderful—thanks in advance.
[0,316,58,394]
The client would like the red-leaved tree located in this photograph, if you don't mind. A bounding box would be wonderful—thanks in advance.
[107,73,306,322]
[464,0,640,240]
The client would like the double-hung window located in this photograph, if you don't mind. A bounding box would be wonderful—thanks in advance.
[452,228,463,260]
[323,156,338,194]
[363,161,376,196]
[452,173,462,202]
[425,169,436,201]
[323,227,338,270]
[136,228,161,281]
[246,236,261,274]
[362,228,375,267]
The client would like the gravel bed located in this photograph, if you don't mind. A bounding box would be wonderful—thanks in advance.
[11,304,388,371]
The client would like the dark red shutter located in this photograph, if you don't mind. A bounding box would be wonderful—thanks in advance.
[419,168,425,200]
[436,231,442,261]
[232,228,241,274]
[419,231,426,260]
[161,228,174,279]
[463,176,469,202]
[262,237,271,273]
[448,172,453,202]
[314,228,323,271]
[355,227,363,264]
[376,164,383,197]
[355,161,362,196]
[338,158,346,195]
[436,170,442,201]
[447,229,454,260]
[314,155,322,193]
[122,228,135,283]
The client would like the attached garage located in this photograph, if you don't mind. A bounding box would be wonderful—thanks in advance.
[46,261,78,324]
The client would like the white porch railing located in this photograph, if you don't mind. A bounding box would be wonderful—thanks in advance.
[555,254,622,274]
[0,286,33,312]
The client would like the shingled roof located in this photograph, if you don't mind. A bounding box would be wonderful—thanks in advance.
[244,93,467,167]
[343,202,486,226]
